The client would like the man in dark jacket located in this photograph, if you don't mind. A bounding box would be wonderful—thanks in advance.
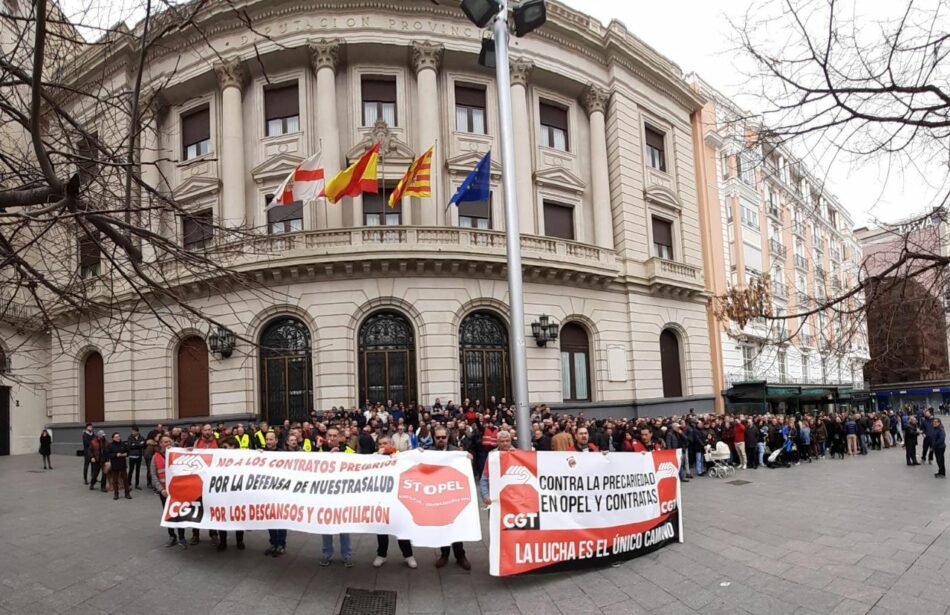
[82,423,95,485]
[904,418,920,466]
[126,426,146,490]
[933,418,946,478]
[432,426,472,571]
[921,410,936,464]
[744,419,760,469]
[106,432,131,500]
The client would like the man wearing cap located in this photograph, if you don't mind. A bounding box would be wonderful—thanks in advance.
[127,426,146,490]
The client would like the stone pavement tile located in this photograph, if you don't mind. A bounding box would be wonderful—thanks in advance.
[551,594,602,614]
[829,598,874,615]
[856,555,908,575]
[621,578,678,610]
[36,581,102,614]
[599,601,650,615]
[824,578,886,603]
[511,590,560,615]
[780,564,835,590]
[820,563,873,583]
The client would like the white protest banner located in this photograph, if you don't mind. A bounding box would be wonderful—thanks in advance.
[160,448,481,547]
[487,449,683,576]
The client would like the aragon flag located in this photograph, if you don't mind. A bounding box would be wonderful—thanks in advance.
[388,145,434,207]
[320,142,380,204]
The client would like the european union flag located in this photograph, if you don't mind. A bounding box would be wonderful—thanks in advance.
[449,151,491,206]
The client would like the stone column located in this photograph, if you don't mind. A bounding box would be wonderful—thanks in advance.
[310,39,343,228]
[411,41,443,227]
[582,84,614,249]
[509,58,535,235]
[214,59,247,229]
[138,95,162,261]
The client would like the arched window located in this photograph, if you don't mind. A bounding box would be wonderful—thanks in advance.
[83,351,104,423]
[660,329,683,398]
[260,317,313,424]
[459,311,510,404]
[560,323,591,401]
[177,336,209,419]
[358,311,416,405]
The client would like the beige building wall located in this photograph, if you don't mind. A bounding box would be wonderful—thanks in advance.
[2,1,721,447]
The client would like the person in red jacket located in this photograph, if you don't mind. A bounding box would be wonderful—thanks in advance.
[733,418,747,469]
[190,423,219,545]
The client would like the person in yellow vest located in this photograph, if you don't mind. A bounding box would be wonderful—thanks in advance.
[234,424,250,449]
[254,421,269,449]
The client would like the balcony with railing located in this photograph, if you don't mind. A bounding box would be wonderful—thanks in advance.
[794,254,809,270]
[154,227,622,289]
[792,221,806,237]
[767,205,782,221]
[769,239,787,258]
[814,264,826,281]
[644,257,706,297]
[796,291,810,306]
[771,281,788,300]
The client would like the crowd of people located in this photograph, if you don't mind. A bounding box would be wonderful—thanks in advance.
[70,397,947,568]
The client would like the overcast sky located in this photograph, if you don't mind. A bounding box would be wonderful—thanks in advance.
[563,0,948,229]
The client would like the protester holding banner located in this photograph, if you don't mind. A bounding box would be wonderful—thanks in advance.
[431,426,472,570]
[151,434,187,549]
[319,427,354,567]
[372,435,417,569]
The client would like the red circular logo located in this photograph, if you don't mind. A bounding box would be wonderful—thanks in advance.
[397,464,471,526]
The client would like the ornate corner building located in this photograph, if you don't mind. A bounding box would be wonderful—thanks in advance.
[0,1,726,454]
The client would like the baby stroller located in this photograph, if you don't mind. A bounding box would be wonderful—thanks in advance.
[766,446,791,468]
[704,441,735,478]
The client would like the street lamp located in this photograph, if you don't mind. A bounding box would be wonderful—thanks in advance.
[461,0,546,451]
[207,325,236,359]
[531,314,559,347]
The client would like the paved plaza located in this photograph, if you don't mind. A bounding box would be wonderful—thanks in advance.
[1,448,949,615]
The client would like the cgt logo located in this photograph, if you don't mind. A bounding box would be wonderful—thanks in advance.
[502,512,540,530]
[165,474,204,522]
[168,452,213,473]
[660,499,678,514]
[165,453,211,523]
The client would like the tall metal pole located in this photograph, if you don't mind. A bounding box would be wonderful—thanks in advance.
[493,2,531,451]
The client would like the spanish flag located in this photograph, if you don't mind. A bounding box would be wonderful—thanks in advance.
[320,142,379,204]
[388,145,434,207]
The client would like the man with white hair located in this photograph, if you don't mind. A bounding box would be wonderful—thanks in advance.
[479,430,513,506]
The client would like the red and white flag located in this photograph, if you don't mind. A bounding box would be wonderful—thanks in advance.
[268,152,324,209]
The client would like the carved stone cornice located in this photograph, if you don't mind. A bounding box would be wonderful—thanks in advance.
[214,58,246,91]
[509,57,534,87]
[309,38,342,72]
[410,40,443,74]
[581,83,610,116]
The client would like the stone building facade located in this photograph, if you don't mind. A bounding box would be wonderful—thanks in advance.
[691,77,870,413]
[0,1,719,454]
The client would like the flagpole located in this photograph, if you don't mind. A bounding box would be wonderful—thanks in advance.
[493,0,531,451]
[319,138,328,229]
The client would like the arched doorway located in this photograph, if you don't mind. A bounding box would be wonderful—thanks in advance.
[83,351,104,423]
[459,311,510,404]
[660,329,684,398]
[260,317,313,424]
[560,323,591,401]
[358,311,416,405]
[177,336,209,419]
